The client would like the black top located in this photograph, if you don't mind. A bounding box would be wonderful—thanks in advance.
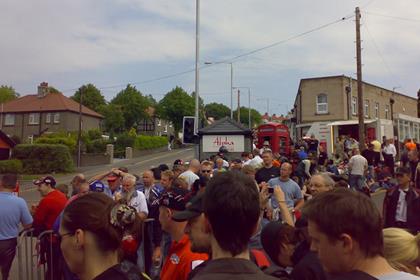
[291,242,327,280]
[191,258,278,280]
[318,152,328,166]
[409,160,419,183]
[255,166,280,184]
[332,270,378,280]
[93,262,149,280]
[361,149,375,166]
[307,139,319,152]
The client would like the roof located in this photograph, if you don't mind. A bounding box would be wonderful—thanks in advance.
[0,130,16,148]
[327,119,376,126]
[1,93,103,118]
[198,117,252,135]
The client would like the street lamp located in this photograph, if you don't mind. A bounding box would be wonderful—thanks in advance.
[233,87,251,129]
[204,61,233,119]
[194,0,200,135]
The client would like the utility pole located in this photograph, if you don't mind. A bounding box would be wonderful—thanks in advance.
[356,6,365,151]
[237,89,240,123]
[77,89,83,167]
[194,0,200,135]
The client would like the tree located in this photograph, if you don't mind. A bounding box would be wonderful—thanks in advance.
[204,102,230,120]
[233,106,262,128]
[0,85,19,103]
[111,84,151,130]
[48,86,61,94]
[157,86,194,135]
[72,84,106,112]
[98,104,125,135]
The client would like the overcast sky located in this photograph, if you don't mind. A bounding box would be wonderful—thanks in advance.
[1,0,419,115]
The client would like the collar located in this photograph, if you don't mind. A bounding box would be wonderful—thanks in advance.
[171,234,189,251]
[197,258,262,275]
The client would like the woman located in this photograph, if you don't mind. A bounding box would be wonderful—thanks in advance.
[383,228,420,276]
[59,192,150,279]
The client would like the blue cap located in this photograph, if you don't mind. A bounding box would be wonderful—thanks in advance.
[89,181,106,192]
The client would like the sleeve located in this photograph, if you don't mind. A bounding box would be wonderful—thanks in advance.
[294,183,303,200]
[33,199,48,229]
[137,192,149,215]
[19,199,33,226]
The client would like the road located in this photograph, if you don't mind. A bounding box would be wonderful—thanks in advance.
[20,147,195,205]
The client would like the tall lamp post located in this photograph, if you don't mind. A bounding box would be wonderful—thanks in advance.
[194,0,200,134]
[204,61,233,119]
[233,87,251,128]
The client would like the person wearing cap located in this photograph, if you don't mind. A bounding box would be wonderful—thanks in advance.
[383,166,420,233]
[159,187,208,280]
[89,167,127,197]
[230,158,243,171]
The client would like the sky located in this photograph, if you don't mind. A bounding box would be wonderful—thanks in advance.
[1,0,419,116]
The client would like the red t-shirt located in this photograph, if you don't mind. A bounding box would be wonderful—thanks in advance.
[33,190,67,230]
[160,234,208,280]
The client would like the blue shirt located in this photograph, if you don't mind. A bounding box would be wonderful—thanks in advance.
[0,192,33,240]
[268,178,303,209]
[103,184,121,198]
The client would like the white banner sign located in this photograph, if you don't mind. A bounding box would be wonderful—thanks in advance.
[202,135,245,152]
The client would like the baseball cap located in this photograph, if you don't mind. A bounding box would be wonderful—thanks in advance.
[172,193,204,222]
[396,166,411,176]
[158,187,189,211]
[232,158,242,164]
[173,159,183,166]
[89,180,106,192]
[107,172,119,182]
[33,176,56,187]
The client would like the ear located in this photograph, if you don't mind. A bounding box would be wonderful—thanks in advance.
[339,233,354,254]
[203,215,212,234]
[74,229,85,248]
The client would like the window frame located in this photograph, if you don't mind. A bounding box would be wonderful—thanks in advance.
[374,102,379,118]
[4,114,15,126]
[45,113,51,124]
[316,93,328,114]
[385,105,390,119]
[351,96,357,115]
[364,100,370,118]
[28,113,40,125]
[53,113,60,124]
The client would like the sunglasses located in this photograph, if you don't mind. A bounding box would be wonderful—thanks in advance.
[201,170,212,173]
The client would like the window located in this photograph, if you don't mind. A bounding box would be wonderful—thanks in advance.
[364,100,369,118]
[4,114,15,125]
[385,105,389,119]
[46,113,51,124]
[351,97,357,115]
[29,113,40,125]
[157,119,162,127]
[164,124,168,133]
[53,113,60,124]
[316,94,328,114]
[374,103,379,118]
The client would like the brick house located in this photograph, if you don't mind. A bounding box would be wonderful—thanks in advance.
[0,82,103,141]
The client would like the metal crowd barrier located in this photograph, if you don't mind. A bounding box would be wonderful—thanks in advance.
[16,229,57,280]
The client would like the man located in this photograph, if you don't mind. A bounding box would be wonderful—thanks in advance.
[248,148,263,168]
[191,171,276,280]
[69,173,85,196]
[230,158,243,171]
[0,174,32,280]
[317,145,328,171]
[255,150,280,184]
[160,170,175,190]
[371,138,382,166]
[303,188,417,279]
[241,152,251,165]
[159,188,208,280]
[90,167,126,197]
[307,134,319,155]
[383,167,420,233]
[348,148,368,192]
[382,139,397,176]
[268,162,304,220]
[115,174,148,220]
[213,158,226,175]
[407,150,419,186]
[309,173,335,197]
[179,159,200,189]
[200,161,214,179]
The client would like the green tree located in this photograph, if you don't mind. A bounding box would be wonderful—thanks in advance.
[0,85,19,103]
[204,102,230,120]
[48,86,61,94]
[72,84,106,112]
[99,104,125,135]
[111,84,151,130]
[157,86,194,135]
[233,107,262,128]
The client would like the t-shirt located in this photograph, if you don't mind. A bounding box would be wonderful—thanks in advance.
[116,190,149,216]
[160,234,208,280]
[179,170,200,190]
[318,152,328,166]
[33,190,67,231]
[268,178,303,209]
[371,140,382,153]
[0,192,33,240]
[349,155,368,176]
[377,271,419,280]
[248,155,263,168]
[308,139,319,152]
[93,261,150,280]
[255,166,280,184]
[362,149,375,166]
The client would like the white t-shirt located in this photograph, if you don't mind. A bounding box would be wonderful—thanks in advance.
[378,271,419,280]
[117,190,149,216]
[179,170,199,189]
[248,155,263,168]
[349,154,368,176]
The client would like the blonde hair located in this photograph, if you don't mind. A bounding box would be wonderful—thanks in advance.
[383,227,420,275]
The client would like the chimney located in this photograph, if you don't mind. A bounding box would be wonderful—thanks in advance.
[37,82,49,98]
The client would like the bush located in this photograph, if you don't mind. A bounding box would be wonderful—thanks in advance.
[86,129,102,141]
[0,159,23,174]
[13,144,74,174]
[134,135,167,150]
[115,133,135,151]
[86,139,109,153]
[35,137,77,154]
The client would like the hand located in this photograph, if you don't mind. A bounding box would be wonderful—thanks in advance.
[30,204,38,215]
[273,185,286,203]
[259,184,269,209]
[152,247,162,265]
[114,192,122,201]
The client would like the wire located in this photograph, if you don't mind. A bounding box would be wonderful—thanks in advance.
[364,11,420,23]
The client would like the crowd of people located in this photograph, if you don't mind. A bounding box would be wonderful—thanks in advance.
[1,134,420,280]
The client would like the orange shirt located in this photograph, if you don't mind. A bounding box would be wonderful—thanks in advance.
[160,234,208,280]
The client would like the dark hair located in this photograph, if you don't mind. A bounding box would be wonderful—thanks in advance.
[191,175,209,194]
[118,167,129,173]
[159,164,169,172]
[302,188,383,258]
[0,173,17,189]
[204,171,260,256]
[62,193,140,252]
[151,167,161,180]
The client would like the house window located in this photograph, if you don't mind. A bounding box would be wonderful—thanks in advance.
[316,94,328,114]
[351,97,357,115]
[29,113,40,125]
[53,113,60,123]
[157,119,161,127]
[164,124,168,133]
[364,100,369,118]
[4,114,15,126]
[374,102,379,118]
[385,105,389,119]
[46,113,51,124]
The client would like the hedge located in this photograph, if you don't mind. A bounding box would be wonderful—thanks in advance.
[134,135,167,150]
[13,144,74,174]
[35,137,77,154]
[0,159,23,174]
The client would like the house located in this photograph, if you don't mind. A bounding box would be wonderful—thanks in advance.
[292,75,420,154]
[137,106,174,137]
[0,130,16,160]
[0,82,103,141]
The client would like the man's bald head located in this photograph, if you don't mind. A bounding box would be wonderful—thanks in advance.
[143,170,155,187]
[280,162,292,180]
[189,159,201,173]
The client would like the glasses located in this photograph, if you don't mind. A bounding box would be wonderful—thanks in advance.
[201,170,212,173]
[57,232,74,243]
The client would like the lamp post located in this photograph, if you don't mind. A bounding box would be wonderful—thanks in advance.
[194,0,200,134]
[204,61,233,119]
[233,87,251,128]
